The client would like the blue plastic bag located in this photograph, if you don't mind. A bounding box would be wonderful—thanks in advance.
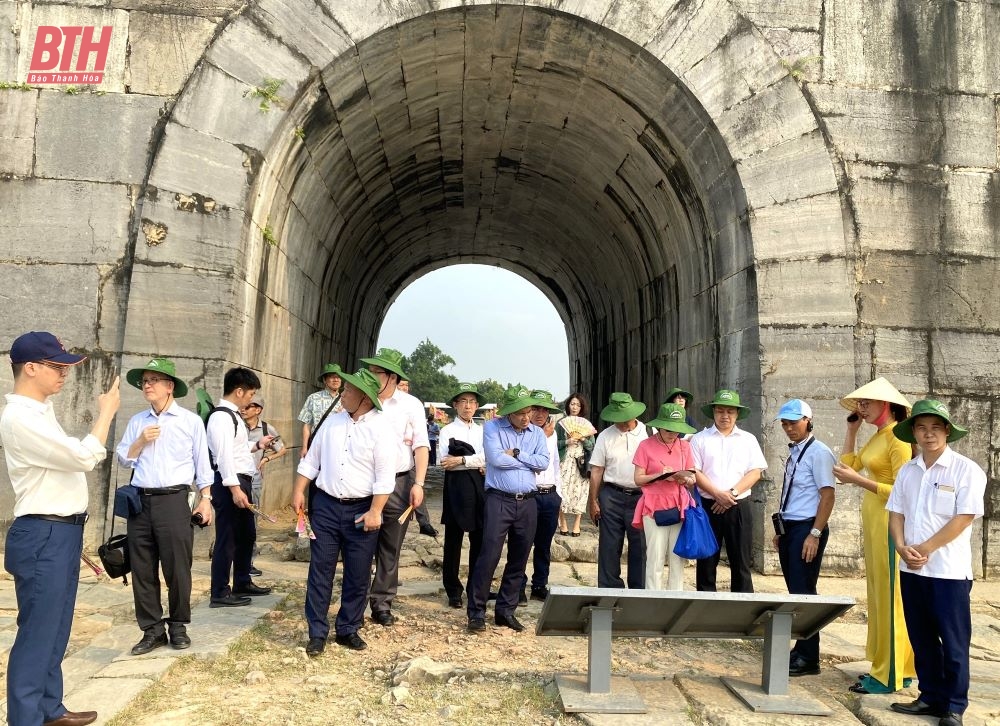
[673,489,719,559]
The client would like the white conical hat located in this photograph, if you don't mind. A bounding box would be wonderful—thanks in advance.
[839,377,912,412]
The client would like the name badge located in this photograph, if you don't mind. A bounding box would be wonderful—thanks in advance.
[938,484,955,492]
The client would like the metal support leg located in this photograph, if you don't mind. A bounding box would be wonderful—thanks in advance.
[761,611,793,696]
[586,606,614,694]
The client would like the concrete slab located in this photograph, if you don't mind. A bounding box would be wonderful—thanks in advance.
[64,677,153,726]
[94,657,175,678]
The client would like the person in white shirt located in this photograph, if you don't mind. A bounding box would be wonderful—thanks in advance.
[520,389,563,602]
[438,383,486,608]
[690,389,767,593]
[116,358,213,656]
[2,331,120,726]
[587,392,649,589]
[292,368,395,654]
[886,400,987,726]
[206,367,274,608]
[361,348,429,626]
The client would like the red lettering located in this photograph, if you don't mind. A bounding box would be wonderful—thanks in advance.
[76,26,111,72]
[29,26,62,71]
[58,27,83,71]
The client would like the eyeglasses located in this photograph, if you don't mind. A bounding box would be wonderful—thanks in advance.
[855,399,873,408]
[33,360,70,376]
[141,377,171,386]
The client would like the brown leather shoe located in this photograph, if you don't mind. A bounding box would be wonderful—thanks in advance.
[43,710,98,726]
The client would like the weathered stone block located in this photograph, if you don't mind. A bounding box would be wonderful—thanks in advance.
[750,191,847,260]
[756,257,856,327]
[35,92,163,183]
[733,0,822,31]
[758,325,858,401]
[125,11,217,96]
[205,15,310,95]
[932,396,993,467]
[930,330,1000,394]
[0,264,103,347]
[715,76,818,160]
[0,88,37,176]
[0,2,18,80]
[645,0,741,76]
[852,177,942,253]
[941,94,997,168]
[135,192,246,274]
[736,130,839,210]
[855,328,931,397]
[0,178,132,263]
[108,0,243,17]
[147,122,250,209]
[251,0,353,70]
[944,172,1000,258]
[761,29,822,82]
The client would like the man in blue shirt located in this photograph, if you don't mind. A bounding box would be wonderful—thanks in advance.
[772,399,836,676]
[466,386,549,633]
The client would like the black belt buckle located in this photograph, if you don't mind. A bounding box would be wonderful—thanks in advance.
[536,486,555,495]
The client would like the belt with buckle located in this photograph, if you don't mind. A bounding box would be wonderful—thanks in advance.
[491,489,536,500]
[24,512,89,526]
[137,485,190,496]
[330,495,373,504]
[603,482,641,495]
[536,486,557,495]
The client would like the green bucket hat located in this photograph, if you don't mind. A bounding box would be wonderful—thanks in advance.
[893,399,968,444]
[529,389,562,412]
[599,392,647,423]
[339,368,383,411]
[449,382,486,407]
[498,385,536,416]
[665,387,694,408]
[701,389,751,421]
[360,347,408,381]
[318,363,343,385]
[126,357,188,398]
[647,402,697,435]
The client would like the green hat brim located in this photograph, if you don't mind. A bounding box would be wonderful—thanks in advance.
[449,389,486,407]
[359,357,408,381]
[339,371,382,411]
[893,414,968,444]
[701,402,750,421]
[318,365,343,384]
[126,366,188,398]
[647,417,697,435]
[498,395,538,416]
[600,401,647,423]
[532,399,561,412]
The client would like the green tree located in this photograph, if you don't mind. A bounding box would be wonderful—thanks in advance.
[474,378,507,407]
[402,339,460,403]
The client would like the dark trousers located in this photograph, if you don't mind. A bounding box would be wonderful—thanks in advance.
[777,518,829,663]
[370,471,412,614]
[900,571,973,715]
[697,496,754,593]
[442,525,483,601]
[128,489,193,635]
[210,473,255,599]
[523,490,561,594]
[429,441,437,466]
[305,491,379,639]
[4,517,83,726]
[467,490,538,619]
[597,485,645,589]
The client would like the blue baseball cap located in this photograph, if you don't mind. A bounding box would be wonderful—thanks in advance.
[775,399,812,422]
[10,331,87,365]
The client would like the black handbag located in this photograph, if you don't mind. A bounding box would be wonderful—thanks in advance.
[98,533,130,585]
[653,507,681,526]
[576,447,591,478]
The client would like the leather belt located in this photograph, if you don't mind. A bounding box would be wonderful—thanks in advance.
[490,489,536,500]
[395,470,411,478]
[24,513,89,526]
[536,486,557,495]
[330,495,373,504]
[137,485,189,496]
[603,482,641,495]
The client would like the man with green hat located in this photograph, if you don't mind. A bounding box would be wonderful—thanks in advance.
[467,386,550,633]
[115,358,214,655]
[298,363,343,459]
[291,368,396,654]
[690,388,767,593]
[587,392,649,589]
[362,348,429,626]
[886,400,986,726]
[521,389,563,602]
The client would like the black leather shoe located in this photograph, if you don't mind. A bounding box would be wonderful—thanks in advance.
[419,524,439,537]
[890,700,946,717]
[249,566,262,576]
[467,617,486,633]
[371,610,395,626]
[131,632,167,656]
[43,711,98,726]
[209,595,252,608]
[233,582,271,596]
[448,596,462,609]
[495,613,525,632]
[939,714,963,726]
[518,590,528,605]
[169,629,191,650]
[530,588,549,601]
[305,637,325,657]
[788,656,820,676]
[335,632,367,650]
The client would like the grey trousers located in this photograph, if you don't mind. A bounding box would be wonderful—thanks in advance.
[369,470,413,614]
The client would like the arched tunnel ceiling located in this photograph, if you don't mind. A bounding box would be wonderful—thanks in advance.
[259,5,748,372]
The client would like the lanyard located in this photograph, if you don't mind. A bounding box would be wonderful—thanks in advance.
[779,436,815,514]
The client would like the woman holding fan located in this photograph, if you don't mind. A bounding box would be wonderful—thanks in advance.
[557,393,596,536]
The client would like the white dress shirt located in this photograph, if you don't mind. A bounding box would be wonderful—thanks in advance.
[296,409,396,498]
[206,399,255,486]
[536,431,561,493]
[690,424,767,500]
[438,418,485,469]
[590,423,649,487]
[380,389,430,472]
[1,393,107,517]
[886,447,986,580]
[116,401,213,491]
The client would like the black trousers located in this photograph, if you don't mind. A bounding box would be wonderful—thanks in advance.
[776,517,829,663]
[597,485,645,589]
[128,488,193,634]
[210,473,255,599]
[696,496,754,593]
[467,490,537,619]
[523,489,561,594]
[442,524,483,601]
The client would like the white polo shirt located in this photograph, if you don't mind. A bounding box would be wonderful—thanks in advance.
[296,409,396,499]
[886,447,986,580]
[590,423,648,487]
[690,424,767,500]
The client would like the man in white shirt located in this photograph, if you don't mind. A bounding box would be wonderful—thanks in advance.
[521,389,562,602]
[690,389,767,593]
[887,400,987,726]
[361,348,428,626]
[207,367,274,608]
[116,358,214,656]
[587,392,649,589]
[2,331,120,726]
[438,383,486,609]
[292,369,395,654]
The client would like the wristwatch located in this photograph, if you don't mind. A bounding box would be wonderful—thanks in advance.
[201,493,213,501]
[512,448,520,458]
[809,527,822,538]
[729,487,739,497]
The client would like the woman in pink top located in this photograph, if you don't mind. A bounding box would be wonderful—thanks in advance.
[632,402,697,590]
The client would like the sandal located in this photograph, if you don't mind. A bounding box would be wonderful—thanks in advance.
[571,531,581,537]
[849,674,893,695]
[558,530,569,536]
